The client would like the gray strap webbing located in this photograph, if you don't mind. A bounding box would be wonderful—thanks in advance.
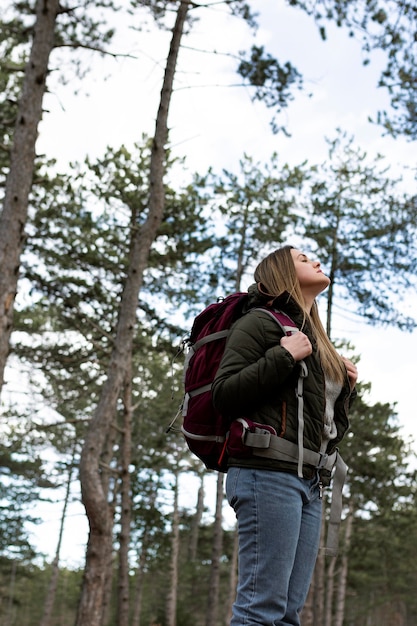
[246,429,347,555]
[182,383,211,417]
[296,361,308,478]
[193,330,229,351]
[324,453,348,556]
[247,430,337,471]
[183,330,229,381]
[188,384,211,397]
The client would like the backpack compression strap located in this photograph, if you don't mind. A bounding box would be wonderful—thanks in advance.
[244,426,347,556]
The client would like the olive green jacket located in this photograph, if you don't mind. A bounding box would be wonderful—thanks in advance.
[212,285,353,478]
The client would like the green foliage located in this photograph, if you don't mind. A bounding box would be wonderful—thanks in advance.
[335,379,417,623]
[0,2,416,617]
[0,559,82,626]
[300,130,417,331]
[237,45,303,134]
[341,387,414,509]
[4,129,416,623]
[0,16,26,178]
[345,495,417,623]
[0,417,54,559]
[204,152,308,291]
[287,0,417,139]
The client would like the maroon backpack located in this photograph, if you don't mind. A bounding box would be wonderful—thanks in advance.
[179,293,299,472]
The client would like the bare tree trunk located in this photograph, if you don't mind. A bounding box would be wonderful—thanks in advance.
[101,553,116,626]
[225,525,238,626]
[334,506,354,626]
[325,207,341,337]
[76,3,190,624]
[39,454,75,626]
[324,555,337,626]
[131,539,147,626]
[100,427,120,626]
[189,474,205,561]
[166,470,180,626]
[116,368,133,626]
[131,506,155,626]
[5,559,17,626]
[0,0,59,392]
[205,472,224,626]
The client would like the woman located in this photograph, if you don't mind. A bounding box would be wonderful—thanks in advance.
[212,245,357,626]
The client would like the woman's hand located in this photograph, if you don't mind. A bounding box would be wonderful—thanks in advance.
[342,357,358,390]
[280,332,312,361]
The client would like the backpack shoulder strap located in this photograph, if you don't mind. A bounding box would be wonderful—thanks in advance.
[250,306,307,479]
[250,307,298,336]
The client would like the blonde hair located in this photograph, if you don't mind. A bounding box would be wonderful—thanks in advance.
[254,246,346,384]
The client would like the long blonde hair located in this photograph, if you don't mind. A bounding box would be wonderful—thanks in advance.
[254,246,346,384]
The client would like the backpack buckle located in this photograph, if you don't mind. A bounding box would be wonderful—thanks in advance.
[317,453,329,470]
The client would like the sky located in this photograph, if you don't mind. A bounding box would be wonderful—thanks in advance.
[10,0,417,566]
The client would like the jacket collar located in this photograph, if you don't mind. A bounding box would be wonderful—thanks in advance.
[247,283,304,320]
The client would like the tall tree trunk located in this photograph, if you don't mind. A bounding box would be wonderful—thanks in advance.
[76,3,190,624]
[325,206,341,337]
[324,555,337,626]
[100,425,120,626]
[116,367,133,626]
[189,475,205,561]
[205,472,224,626]
[131,539,147,626]
[0,0,59,393]
[5,560,17,626]
[225,525,238,626]
[334,505,354,626]
[39,454,75,626]
[166,470,180,626]
[132,507,155,626]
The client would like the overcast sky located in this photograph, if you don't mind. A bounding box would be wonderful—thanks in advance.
[24,0,417,565]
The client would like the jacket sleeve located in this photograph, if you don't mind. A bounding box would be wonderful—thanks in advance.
[212,312,297,418]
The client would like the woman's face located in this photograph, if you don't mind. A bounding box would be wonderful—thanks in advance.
[290,248,330,296]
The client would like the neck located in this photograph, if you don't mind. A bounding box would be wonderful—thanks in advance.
[303,295,315,313]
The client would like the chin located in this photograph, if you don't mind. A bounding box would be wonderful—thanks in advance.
[317,276,331,292]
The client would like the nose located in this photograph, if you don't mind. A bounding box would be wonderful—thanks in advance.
[313,260,320,268]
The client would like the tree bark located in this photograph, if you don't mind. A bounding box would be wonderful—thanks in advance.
[131,504,155,626]
[205,472,224,626]
[76,3,190,624]
[0,0,59,392]
[116,368,133,626]
[166,470,180,626]
[189,475,205,561]
[324,555,337,626]
[334,505,354,626]
[39,453,75,626]
[225,525,238,626]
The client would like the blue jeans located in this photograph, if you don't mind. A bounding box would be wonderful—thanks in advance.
[226,467,322,626]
